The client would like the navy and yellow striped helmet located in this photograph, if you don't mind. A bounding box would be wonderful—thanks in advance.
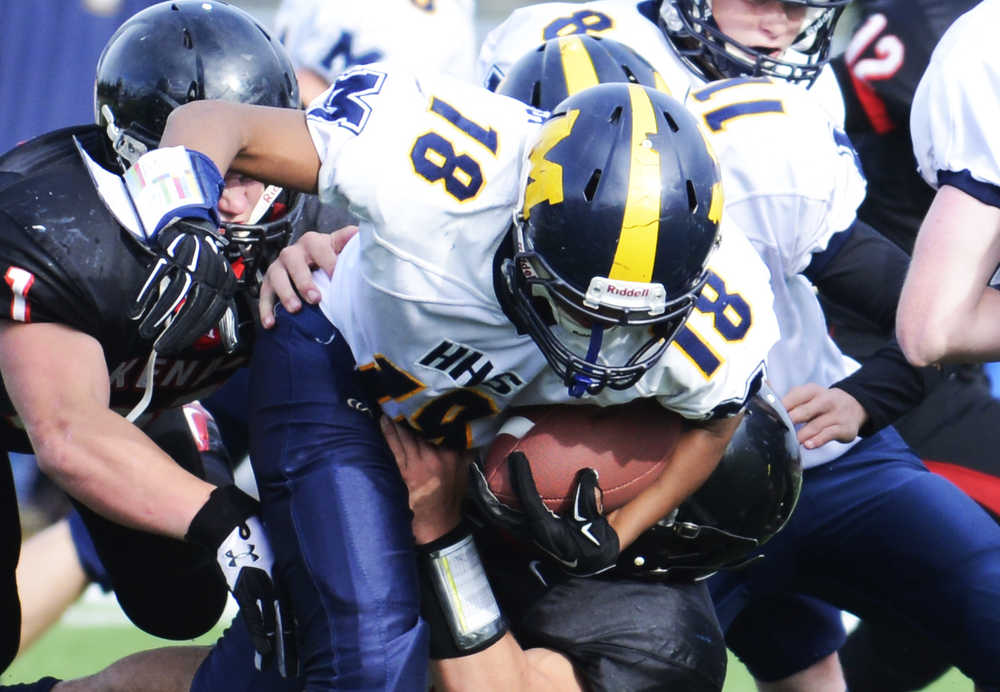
[506,82,723,396]
[496,34,670,109]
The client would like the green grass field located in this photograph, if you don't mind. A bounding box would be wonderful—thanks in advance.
[0,588,974,691]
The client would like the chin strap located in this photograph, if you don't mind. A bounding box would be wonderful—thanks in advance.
[246,185,283,225]
[125,348,158,423]
[568,324,605,398]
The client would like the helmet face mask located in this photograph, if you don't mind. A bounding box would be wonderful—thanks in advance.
[222,189,306,295]
[505,80,723,396]
[505,222,702,395]
[659,0,849,85]
[94,0,302,285]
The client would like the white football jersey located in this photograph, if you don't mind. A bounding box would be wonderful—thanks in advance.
[477,0,845,127]
[685,77,868,467]
[304,65,778,449]
[911,0,1000,200]
[274,0,477,88]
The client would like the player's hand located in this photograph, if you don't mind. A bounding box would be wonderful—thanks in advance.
[130,218,238,355]
[215,515,297,676]
[380,416,469,544]
[470,452,620,577]
[783,383,868,449]
[186,487,297,677]
[259,226,358,328]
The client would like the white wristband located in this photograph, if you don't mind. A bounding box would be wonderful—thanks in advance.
[425,533,505,649]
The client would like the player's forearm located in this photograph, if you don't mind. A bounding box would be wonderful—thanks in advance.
[160,100,320,194]
[898,186,1000,365]
[607,414,739,549]
[433,633,583,692]
[29,408,213,539]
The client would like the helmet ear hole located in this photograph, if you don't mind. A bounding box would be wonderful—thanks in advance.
[583,170,601,202]
[530,82,543,108]
[686,180,698,212]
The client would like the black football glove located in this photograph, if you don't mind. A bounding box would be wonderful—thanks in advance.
[470,452,621,577]
[130,218,239,356]
[186,486,298,677]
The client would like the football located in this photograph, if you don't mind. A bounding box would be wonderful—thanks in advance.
[482,399,684,514]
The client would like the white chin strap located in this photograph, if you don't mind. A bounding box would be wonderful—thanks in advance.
[247,185,283,225]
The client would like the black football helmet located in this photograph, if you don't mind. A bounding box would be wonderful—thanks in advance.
[94,0,302,289]
[658,0,849,85]
[616,383,802,580]
[506,83,724,396]
[496,35,670,109]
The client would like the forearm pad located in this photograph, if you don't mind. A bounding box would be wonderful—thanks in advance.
[185,484,259,549]
[417,521,507,659]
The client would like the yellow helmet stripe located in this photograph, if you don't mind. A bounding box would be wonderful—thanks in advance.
[653,70,671,96]
[709,180,724,224]
[557,35,601,95]
[609,85,661,282]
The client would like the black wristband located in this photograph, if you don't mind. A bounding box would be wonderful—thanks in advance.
[416,521,508,659]
[185,485,259,550]
[416,520,473,554]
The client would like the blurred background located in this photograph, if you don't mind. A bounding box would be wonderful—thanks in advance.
[0,0,531,153]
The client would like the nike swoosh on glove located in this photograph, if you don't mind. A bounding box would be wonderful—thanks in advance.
[129,218,239,355]
[470,452,620,577]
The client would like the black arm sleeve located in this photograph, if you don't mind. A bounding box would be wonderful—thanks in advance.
[832,339,929,437]
[804,218,908,334]
[805,218,931,435]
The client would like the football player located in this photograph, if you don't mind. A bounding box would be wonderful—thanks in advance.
[896,1,1000,361]
[125,42,782,686]
[823,2,997,690]
[273,0,478,105]
[481,7,1000,689]
[0,0,317,680]
[478,0,848,124]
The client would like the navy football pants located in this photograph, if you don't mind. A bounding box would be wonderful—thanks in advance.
[196,306,428,691]
[708,427,1000,688]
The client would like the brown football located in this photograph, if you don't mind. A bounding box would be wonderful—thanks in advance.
[483,399,684,514]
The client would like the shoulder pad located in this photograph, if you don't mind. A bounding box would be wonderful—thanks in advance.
[0,125,107,176]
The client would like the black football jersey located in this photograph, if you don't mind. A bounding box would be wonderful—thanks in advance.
[831,0,979,251]
[0,126,255,452]
[836,0,978,132]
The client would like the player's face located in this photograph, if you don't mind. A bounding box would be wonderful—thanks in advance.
[218,172,266,225]
[711,0,808,54]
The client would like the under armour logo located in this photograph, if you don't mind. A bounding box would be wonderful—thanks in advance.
[225,544,260,567]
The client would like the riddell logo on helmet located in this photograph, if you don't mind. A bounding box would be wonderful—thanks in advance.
[605,283,650,298]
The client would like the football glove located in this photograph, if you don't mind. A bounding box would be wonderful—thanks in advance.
[470,452,621,577]
[186,486,298,677]
[129,218,239,356]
